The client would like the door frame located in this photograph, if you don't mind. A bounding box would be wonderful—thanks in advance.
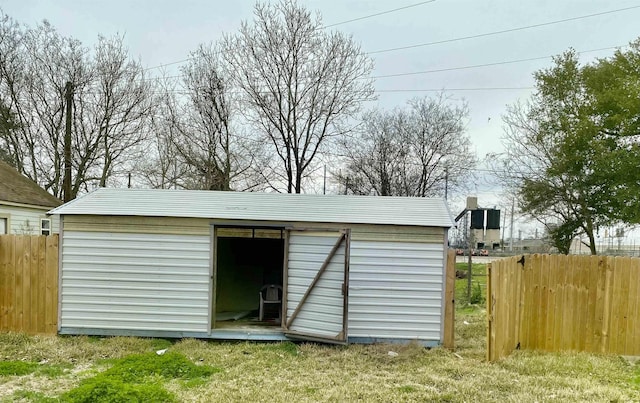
[283,228,351,344]
[210,222,288,330]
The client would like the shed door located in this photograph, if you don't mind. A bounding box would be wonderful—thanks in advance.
[284,229,349,343]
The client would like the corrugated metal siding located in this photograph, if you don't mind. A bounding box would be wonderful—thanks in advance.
[50,188,454,228]
[60,231,210,333]
[351,225,444,243]
[62,215,209,235]
[287,232,345,338]
[348,240,444,341]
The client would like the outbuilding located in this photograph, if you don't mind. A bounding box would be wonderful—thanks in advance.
[50,188,454,346]
[0,160,61,235]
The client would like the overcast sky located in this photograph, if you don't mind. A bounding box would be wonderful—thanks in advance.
[3,0,640,232]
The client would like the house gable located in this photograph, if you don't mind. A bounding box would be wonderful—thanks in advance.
[0,161,61,208]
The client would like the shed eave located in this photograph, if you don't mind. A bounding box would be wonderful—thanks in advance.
[56,212,453,229]
[49,188,455,228]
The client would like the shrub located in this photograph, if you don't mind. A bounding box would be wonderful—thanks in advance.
[470,281,484,305]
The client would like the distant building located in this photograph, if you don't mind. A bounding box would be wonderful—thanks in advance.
[0,161,61,235]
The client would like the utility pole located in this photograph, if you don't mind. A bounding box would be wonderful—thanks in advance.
[444,167,448,200]
[509,199,515,252]
[467,226,473,302]
[501,206,506,251]
[323,165,326,195]
[63,81,73,202]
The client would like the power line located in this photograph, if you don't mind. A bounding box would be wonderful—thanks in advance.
[371,45,625,79]
[139,87,533,96]
[141,44,625,86]
[376,87,534,92]
[367,5,640,55]
[143,59,192,72]
[323,0,436,28]
[142,1,438,71]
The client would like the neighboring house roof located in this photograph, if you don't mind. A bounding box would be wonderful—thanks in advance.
[50,188,454,228]
[0,161,61,208]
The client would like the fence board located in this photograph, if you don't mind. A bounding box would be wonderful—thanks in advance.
[45,235,58,334]
[533,254,544,350]
[486,262,493,361]
[443,249,456,350]
[627,258,640,355]
[524,261,535,348]
[0,235,59,335]
[488,253,640,361]
[576,256,589,351]
[543,256,562,349]
[0,236,9,329]
[584,256,598,352]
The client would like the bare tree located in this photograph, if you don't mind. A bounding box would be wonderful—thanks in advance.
[0,13,155,199]
[80,35,154,191]
[144,44,268,191]
[0,17,89,196]
[223,0,375,193]
[337,95,476,197]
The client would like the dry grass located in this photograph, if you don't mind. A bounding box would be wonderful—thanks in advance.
[0,308,638,402]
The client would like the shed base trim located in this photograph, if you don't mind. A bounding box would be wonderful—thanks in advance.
[59,328,441,346]
[59,327,287,341]
[347,337,440,347]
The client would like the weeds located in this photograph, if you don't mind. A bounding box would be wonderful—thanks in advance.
[63,377,174,403]
[101,351,219,383]
[469,281,484,305]
[0,361,38,376]
[57,351,219,402]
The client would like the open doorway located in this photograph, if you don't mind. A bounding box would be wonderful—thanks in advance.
[213,227,284,330]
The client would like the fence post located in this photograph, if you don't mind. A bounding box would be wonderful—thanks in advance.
[486,262,493,362]
[443,249,456,350]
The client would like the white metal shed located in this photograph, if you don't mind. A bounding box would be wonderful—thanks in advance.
[50,188,454,346]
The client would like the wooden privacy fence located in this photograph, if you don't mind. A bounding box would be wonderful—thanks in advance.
[487,254,640,361]
[0,234,59,334]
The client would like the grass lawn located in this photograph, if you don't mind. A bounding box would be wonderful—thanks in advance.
[455,262,487,305]
[0,265,638,402]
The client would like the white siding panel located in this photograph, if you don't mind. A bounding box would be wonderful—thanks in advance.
[60,231,210,333]
[0,204,59,234]
[287,232,345,338]
[348,240,444,341]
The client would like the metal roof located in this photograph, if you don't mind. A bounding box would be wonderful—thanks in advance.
[49,188,454,228]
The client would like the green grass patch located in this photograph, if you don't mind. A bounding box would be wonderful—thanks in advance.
[59,351,219,403]
[102,351,219,382]
[264,341,299,356]
[62,377,174,403]
[398,385,418,393]
[36,364,71,378]
[182,377,210,389]
[11,390,59,403]
[455,263,487,306]
[0,360,39,376]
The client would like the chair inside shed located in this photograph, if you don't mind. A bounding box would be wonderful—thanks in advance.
[214,227,284,330]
